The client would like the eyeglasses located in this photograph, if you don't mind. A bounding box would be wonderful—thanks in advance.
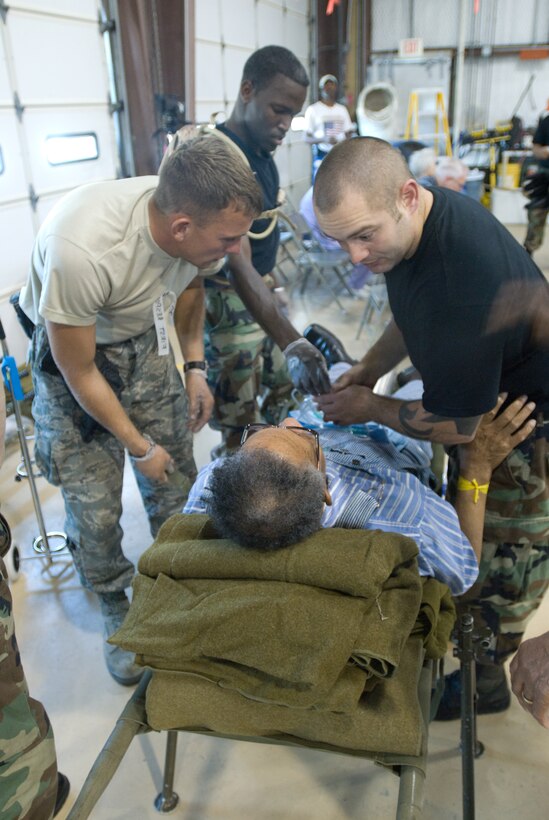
[240,422,320,469]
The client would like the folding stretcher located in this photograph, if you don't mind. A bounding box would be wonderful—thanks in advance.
[66,516,486,820]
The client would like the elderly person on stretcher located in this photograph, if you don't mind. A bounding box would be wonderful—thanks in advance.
[185,385,535,596]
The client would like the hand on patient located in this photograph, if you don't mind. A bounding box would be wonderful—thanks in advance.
[458,394,536,473]
[329,360,379,391]
[314,358,382,424]
[510,632,549,729]
[315,383,376,426]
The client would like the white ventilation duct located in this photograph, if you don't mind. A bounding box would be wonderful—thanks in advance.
[356,83,398,141]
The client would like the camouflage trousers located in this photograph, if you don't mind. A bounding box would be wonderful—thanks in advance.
[205,287,295,452]
[449,426,549,665]
[29,325,197,594]
[524,206,549,253]
[0,559,58,819]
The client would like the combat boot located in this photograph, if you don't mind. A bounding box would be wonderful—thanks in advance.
[434,661,510,721]
[54,773,70,817]
[98,591,144,686]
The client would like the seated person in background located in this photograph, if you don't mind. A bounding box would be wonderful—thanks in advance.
[299,186,373,290]
[408,147,437,186]
[409,149,469,192]
[185,391,535,597]
[434,156,469,192]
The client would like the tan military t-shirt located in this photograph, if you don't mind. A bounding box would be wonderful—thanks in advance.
[20,176,219,344]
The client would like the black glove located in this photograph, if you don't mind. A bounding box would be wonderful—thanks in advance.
[283,338,331,395]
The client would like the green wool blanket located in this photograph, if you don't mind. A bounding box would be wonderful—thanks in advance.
[111,514,454,753]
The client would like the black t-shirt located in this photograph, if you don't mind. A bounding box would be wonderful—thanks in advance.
[217,123,280,276]
[533,112,549,169]
[387,187,549,417]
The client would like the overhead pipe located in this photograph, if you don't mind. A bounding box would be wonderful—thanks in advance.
[452,0,468,153]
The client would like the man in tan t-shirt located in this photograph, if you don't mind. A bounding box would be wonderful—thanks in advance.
[19,137,264,685]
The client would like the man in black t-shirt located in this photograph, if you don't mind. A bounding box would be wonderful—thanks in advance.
[312,136,549,720]
[524,109,549,255]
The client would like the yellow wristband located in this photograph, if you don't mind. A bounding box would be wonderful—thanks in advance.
[457,476,490,504]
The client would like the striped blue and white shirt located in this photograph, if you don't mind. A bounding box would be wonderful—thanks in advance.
[184,426,479,595]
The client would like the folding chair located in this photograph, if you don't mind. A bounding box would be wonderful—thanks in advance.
[277,210,356,312]
[355,275,390,340]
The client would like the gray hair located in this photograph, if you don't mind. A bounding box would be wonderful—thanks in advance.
[153,136,263,223]
[314,136,411,217]
[408,147,437,178]
[206,449,326,550]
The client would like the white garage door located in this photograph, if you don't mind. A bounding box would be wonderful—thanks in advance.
[0,0,119,361]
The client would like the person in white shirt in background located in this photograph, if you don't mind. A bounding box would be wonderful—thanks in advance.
[303,74,355,181]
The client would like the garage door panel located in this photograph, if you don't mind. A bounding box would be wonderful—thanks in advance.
[24,106,118,194]
[0,111,28,203]
[35,190,72,228]
[0,299,30,365]
[9,9,109,104]
[1,2,120,307]
[12,0,98,20]
[0,201,35,292]
[0,37,12,103]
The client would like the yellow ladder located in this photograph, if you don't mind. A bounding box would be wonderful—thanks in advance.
[404,88,452,156]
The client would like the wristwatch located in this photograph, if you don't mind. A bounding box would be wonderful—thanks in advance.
[183,360,207,373]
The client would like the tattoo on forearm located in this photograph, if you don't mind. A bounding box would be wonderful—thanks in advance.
[398,403,478,440]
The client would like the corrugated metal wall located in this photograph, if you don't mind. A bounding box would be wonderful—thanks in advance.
[370,0,549,130]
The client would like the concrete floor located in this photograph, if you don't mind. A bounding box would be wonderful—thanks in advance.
[2,224,549,820]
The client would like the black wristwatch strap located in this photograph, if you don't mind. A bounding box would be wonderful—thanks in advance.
[183,360,207,373]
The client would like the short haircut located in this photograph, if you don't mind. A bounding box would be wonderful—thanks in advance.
[242,45,309,92]
[153,136,263,222]
[206,449,326,551]
[409,147,437,178]
[314,136,412,216]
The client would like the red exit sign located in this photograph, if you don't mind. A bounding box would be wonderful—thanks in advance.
[399,38,424,58]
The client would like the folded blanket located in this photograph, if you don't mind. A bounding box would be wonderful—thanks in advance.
[112,518,422,713]
[113,556,421,712]
[137,513,420,599]
[145,636,426,757]
[413,578,456,659]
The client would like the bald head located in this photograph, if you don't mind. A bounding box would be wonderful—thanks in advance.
[314,137,412,216]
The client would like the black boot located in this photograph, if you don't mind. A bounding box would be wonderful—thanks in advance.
[303,324,356,368]
[54,772,70,816]
[434,662,511,721]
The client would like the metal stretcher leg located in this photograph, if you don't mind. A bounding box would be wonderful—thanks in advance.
[67,670,152,820]
[456,611,489,820]
[395,660,432,819]
[154,731,179,812]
